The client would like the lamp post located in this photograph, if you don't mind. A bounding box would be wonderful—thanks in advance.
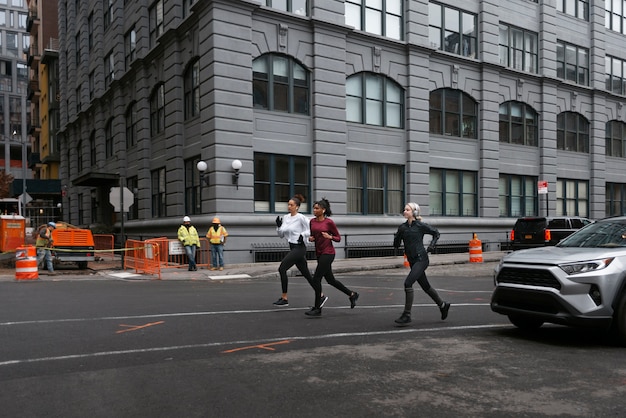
[12,130,27,218]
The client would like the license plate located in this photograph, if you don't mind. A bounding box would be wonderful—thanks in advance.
[525,235,533,239]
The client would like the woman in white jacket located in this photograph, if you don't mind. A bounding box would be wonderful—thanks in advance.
[273,194,321,307]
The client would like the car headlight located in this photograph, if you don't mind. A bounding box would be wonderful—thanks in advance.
[559,258,614,275]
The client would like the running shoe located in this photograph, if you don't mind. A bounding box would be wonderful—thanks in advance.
[273,298,289,307]
[319,295,329,308]
[305,307,322,317]
[349,292,359,309]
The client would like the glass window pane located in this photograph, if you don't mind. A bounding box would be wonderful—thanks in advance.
[346,96,362,123]
[365,9,382,35]
[366,99,383,125]
[345,3,361,30]
[387,0,401,15]
[386,102,402,128]
[365,76,383,99]
[386,14,401,40]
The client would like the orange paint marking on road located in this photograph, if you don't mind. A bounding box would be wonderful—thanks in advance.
[221,340,291,354]
[116,321,165,334]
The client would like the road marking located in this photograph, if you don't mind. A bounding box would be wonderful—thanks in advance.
[0,303,491,326]
[109,272,142,278]
[0,324,509,367]
[209,274,251,280]
[116,321,164,334]
[221,340,291,353]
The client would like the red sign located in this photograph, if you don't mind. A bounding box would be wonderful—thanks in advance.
[538,180,548,195]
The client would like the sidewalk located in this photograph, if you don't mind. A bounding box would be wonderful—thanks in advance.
[2,251,508,281]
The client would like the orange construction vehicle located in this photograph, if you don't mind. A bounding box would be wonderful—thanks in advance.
[36,222,96,269]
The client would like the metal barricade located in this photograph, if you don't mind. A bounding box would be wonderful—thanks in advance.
[93,234,115,260]
[123,239,161,279]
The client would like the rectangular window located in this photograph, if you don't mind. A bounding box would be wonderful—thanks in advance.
[125,29,136,71]
[499,174,537,217]
[347,161,404,215]
[606,0,626,34]
[557,41,589,86]
[429,2,476,58]
[556,178,588,217]
[345,0,403,40]
[104,0,113,30]
[151,168,166,217]
[185,157,202,215]
[429,168,477,216]
[499,24,538,74]
[253,153,310,213]
[149,0,164,48]
[126,176,139,220]
[104,52,114,89]
[557,0,589,20]
[606,55,626,96]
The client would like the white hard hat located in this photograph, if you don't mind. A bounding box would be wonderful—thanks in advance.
[48,222,57,228]
[183,216,191,223]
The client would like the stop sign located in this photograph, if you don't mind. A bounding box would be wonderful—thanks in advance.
[109,187,134,212]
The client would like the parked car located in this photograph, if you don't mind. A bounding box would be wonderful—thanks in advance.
[492,216,626,344]
[510,216,591,250]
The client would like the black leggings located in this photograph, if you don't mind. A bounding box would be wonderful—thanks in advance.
[313,254,352,308]
[278,244,313,294]
[404,256,433,291]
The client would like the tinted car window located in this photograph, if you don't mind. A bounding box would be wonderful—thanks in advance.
[570,218,587,228]
[515,219,546,232]
[558,220,626,248]
[547,219,568,229]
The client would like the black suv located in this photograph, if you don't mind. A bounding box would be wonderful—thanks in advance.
[510,216,591,250]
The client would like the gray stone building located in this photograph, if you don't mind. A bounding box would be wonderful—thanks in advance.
[57,0,626,263]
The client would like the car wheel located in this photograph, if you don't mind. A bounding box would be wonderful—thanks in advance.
[612,292,626,346]
[508,315,544,330]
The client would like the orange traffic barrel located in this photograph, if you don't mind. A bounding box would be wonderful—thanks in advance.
[469,233,483,263]
[15,245,38,280]
[403,254,410,268]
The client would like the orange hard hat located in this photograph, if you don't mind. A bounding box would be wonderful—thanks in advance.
[212,217,220,224]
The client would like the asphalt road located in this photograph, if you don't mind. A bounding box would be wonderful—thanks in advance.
[1,265,625,417]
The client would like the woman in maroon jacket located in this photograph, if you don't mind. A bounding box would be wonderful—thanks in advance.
[305,198,359,317]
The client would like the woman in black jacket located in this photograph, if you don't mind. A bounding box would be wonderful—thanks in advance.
[393,202,450,326]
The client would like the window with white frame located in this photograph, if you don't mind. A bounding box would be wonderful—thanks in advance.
[499,24,538,73]
[499,174,537,217]
[429,168,477,216]
[606,0,626,34]
[557,0,589,20]
[264,0,308,16]
[557,111,589,153]
[556,41,589,86]
[606,56,626,96]
[254,153,310,213]
[606,120,626,158]
[345,0,403,40]
[556,178,588,217]
[184,59,200,120]
[499,101,538,146]
[185,157,202,215]
[253,54,309,115]
[429,88,477,138]
[428,2,476,58]
[346,72,404,128]
[151,167,166,217]
[347,161,404,215]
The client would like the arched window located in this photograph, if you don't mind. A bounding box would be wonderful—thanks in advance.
[499,101,538,146]
[429,88,477,138]
[125,102,137,149]
[557,112,589,152]
[184,59,200,120]
[252,54,309,115]
[150,83,165,136]
[606,120,626,157]
[346,72,404,128]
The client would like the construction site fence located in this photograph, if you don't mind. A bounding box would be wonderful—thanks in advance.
[123,239,161,279]
[93,234,115,259]
[143,237,211,269]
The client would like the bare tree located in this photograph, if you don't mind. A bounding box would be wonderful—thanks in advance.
[0,170,14,199]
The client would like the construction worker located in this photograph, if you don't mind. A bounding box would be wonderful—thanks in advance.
[178,216,201,271]
[206,217,228,270]
[36,222,56,275]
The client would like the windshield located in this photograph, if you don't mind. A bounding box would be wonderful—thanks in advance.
[558,220,626,248]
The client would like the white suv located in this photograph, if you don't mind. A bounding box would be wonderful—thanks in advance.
[492,216,626,344]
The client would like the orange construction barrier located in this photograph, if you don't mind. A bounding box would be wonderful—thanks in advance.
[469,233,483,263]
[15,245,38,280]
[403,254,410,268]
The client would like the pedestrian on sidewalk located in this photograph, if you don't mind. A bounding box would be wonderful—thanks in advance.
[273,194,320,307]
[178,216,201,271]
[206,217,228,270]
[36,222,56,275]
[305,198,358,317]
[393,202,450,326]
